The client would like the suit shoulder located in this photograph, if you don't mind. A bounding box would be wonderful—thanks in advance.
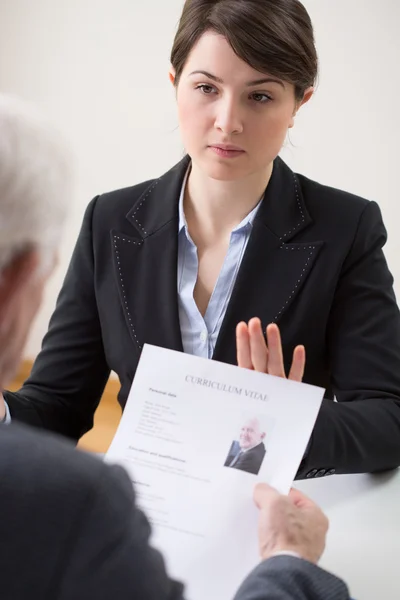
[297,172,375,222]
[92,177,158,223]
[0,424,107,501]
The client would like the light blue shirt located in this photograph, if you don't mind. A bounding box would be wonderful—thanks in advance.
[177,166,262,359]
[2,167,262,423]
[1,399,11,424]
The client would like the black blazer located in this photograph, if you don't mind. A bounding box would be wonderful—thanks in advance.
[225,442,267,475]
[5,156,400,479]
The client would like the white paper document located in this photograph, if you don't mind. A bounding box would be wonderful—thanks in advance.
[106,344,324,600]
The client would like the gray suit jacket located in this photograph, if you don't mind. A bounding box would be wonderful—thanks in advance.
[0,423,350,599]
[234,556,350,600]
[229,442,266,475]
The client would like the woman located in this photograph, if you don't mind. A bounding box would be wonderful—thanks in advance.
[3,0,400,479]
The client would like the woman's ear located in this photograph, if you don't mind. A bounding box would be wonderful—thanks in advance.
[169,67,176,86]
[299,86,314,108]
[289,87,314,128]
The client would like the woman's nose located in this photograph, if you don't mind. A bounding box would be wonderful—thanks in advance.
[214,98,243,135]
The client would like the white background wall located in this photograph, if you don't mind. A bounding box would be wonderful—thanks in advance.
[0,0,399,358]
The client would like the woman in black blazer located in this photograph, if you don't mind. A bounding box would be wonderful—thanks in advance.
[4,0,400,479]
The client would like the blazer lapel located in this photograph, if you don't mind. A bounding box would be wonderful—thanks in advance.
[113,155,323,362]
[213,157,323,365]
[112,156,191,352]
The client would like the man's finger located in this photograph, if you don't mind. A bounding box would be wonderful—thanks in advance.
[236,322,253,369]
[249,317,269,372]
[288,345,306,381]
[265,324,286,377]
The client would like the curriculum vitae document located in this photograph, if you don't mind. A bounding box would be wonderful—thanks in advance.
[106,344,324,600]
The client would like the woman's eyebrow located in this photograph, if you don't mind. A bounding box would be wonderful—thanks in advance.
[188,70,285,88]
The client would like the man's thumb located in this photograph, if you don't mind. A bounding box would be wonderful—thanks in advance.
[253,483,280,509]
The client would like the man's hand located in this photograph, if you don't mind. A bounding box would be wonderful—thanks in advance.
[0,393,6,421]
[236,318,305,381]
[254,483,329,564]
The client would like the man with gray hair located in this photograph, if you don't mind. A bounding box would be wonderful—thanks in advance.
[0,94,350,599]
[0,94,71,396]
[0,92,185,599]
[225,416,267,475]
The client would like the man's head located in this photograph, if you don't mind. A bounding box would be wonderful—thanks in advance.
[239,417,266,450]
[0,94,72,386]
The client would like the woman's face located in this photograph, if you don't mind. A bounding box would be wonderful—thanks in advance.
[172,31,312,182]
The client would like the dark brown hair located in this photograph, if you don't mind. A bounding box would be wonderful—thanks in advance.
[170,0,318,101]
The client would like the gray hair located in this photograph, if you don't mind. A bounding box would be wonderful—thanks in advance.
[0,94,73,274]
[241,415,270,436]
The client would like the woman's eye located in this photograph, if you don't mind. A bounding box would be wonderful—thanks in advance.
[251,93,272,103]
[196,84,216,95]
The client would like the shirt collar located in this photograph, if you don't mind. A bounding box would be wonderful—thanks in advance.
[178,163,191,233]
[178,162,264,234]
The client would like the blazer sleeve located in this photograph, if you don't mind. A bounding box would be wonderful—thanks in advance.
[302,200,400,476]
[57,462,185,600]
[233,556,350,600]
[3,196,111,441]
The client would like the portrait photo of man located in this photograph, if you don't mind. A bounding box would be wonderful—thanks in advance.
[224,417,267,475]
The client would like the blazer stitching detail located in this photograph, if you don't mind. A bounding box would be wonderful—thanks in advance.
[280,245,315,251]
[113,235,143,350]
[279,175,305,240]
[132,179,160,235]
[114,235,143,246]
[273,246,316,320]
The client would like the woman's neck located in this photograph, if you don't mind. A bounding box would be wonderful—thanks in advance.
[184,161,273,243]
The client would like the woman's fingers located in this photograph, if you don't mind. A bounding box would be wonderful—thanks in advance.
[236,322,253,369]
[265,323,286,378]
[288,345,306,382]
[238,320,306,382]
[248,318,269,372]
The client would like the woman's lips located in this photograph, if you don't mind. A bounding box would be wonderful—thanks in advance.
[209,145,245,158]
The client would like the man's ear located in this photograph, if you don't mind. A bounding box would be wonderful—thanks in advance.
[0,249,39,326]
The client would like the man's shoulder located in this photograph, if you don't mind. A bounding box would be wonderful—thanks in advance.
[0,423,109,502]
[0,423,136,559]
[248,442,266,456]
[0,424,153,599]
